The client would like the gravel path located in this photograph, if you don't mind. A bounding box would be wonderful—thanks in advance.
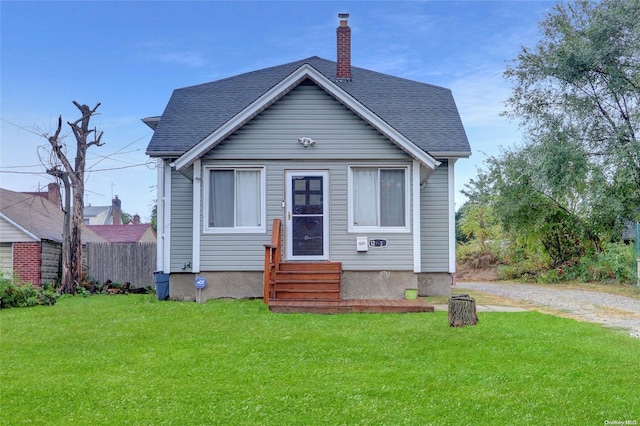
[456,282,640,338]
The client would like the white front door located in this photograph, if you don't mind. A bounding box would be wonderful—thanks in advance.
[285,171,329,261]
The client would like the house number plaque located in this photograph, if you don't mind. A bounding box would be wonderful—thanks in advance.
[369,239,387,248]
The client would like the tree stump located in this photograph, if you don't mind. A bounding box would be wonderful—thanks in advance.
[448,294,478,327]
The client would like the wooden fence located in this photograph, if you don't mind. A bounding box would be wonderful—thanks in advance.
[85,242,156,288]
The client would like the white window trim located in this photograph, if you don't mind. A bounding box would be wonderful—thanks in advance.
[347,164,411,233]
[203,165,266,234]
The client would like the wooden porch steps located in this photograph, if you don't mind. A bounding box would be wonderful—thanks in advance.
[271,261,342,301]
[263,219,435,314]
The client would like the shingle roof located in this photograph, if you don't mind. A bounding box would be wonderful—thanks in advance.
[84,205,111,218]
[0,188,104,243]
[85,224,155,243]
[145,56,470,158]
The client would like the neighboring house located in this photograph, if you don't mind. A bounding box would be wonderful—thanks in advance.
[84,195,123,225]
[86,223,156,243]
[144,14,471,301]
[0,187,103,285]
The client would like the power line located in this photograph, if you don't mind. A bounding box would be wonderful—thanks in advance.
[1,162,150,175]
[0,118,56,137]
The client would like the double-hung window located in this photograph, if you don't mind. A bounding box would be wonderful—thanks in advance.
[349,166,409,232]
[205,167,265,233]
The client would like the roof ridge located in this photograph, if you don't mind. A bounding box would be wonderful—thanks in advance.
[174,56,333,92]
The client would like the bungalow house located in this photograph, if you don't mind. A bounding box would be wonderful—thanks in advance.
[144,14,471,301]
[0,186,103,285]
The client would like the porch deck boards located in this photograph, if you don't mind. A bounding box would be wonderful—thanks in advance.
[268,298,435,314]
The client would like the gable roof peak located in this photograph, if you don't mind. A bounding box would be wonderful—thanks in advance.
[145,56,470,160]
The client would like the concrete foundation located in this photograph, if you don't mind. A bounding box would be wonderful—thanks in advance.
[342,271,417,300]
[169,271,262,302]
[165,270,452,301]
[417,273,452,297]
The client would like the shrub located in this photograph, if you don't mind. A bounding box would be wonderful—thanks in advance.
[563,243,635,284]
[0,276,58,309]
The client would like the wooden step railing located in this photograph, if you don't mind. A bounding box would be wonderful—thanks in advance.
[264,218,342,302]
[263,219,282,303]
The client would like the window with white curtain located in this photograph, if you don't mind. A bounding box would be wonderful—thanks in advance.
[205,167,265,233]
[349,166,409,232]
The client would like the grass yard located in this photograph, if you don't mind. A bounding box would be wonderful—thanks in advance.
[1,295,639,425]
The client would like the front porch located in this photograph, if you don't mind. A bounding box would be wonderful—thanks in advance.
[264,219,434,314]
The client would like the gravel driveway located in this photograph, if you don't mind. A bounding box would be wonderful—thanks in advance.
[455,282,640,338]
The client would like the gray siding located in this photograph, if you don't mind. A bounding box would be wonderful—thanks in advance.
[170,169,194,272]
[172,80,441,272]
[198,159,414,271]
[202,81,408,161]
[421,161,449,271]
[196,80,416,271]
[327,161,414,270]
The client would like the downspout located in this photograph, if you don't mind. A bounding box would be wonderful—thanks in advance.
[448,158,457,285]
[192,159,201,273]
[412,160,421,273]
[156,159,165,272]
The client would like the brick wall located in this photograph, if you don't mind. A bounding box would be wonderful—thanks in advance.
[336,14,351,81]
[13,242,42,285]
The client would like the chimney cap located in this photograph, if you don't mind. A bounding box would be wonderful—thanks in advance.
[338,13,349,25]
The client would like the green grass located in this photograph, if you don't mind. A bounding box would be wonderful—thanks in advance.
[2,296,639,425]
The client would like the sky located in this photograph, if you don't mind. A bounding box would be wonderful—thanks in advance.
[1,0,555,222]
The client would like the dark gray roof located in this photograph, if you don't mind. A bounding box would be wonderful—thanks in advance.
[145,56,470,158]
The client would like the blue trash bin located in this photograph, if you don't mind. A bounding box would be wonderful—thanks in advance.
[154,272,169,301]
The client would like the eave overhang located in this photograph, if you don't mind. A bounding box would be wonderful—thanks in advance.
[431,151,472,159]
[141,116,160,131]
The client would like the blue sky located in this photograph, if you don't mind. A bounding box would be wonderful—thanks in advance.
[1,1,554,221]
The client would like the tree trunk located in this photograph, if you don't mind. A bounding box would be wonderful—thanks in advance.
[60,175,73,293]
[45,102,103,294]
[70,185,84,291]
[448,294,478,327]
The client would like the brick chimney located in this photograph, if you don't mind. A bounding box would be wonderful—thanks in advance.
[112,195,122,225]
[47,183,61,207]
[336,13,351,81]
[133,214,140,225]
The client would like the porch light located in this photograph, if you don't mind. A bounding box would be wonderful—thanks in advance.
[298,137,315,147]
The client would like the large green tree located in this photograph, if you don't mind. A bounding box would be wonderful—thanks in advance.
[504,0,640,225]
[468,0,640,265]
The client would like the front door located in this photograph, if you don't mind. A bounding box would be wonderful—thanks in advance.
[285,171,329,261]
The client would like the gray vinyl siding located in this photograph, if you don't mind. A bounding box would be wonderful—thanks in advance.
[198,159,414,271]
[195,80,416,271]
[202,81,408,161]
[170,169,194,272]
[41,241,61,285]
[197,162,271,271]
[421,161,449,271]
[327,162,414,270]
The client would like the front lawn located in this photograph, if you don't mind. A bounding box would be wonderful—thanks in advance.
[1,296,638,425]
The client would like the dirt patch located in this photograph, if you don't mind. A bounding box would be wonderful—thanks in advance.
[456,265,498,282]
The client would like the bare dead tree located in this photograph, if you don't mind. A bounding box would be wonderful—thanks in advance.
[46,102,103,294]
